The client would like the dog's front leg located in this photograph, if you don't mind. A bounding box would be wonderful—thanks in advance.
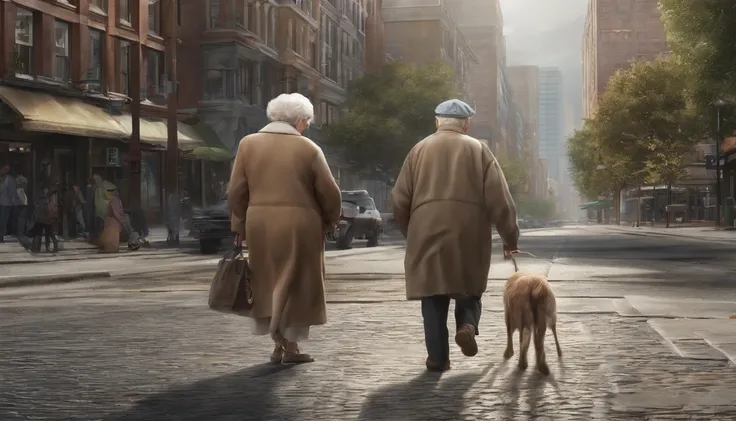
[503,310,514,359]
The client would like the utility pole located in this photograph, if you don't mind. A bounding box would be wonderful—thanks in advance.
[165,0,178,193]
[164,0,179,243]
[129,42,142,209]
[716,105,722,226]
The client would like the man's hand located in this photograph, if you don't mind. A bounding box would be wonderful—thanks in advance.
[503,244,520,260]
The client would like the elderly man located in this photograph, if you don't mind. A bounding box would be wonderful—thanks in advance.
[391,99,520,371]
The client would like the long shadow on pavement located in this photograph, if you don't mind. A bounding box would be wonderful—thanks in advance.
[357,363,495,421]
[107,363,294,421]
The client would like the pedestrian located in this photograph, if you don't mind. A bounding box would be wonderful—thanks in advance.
[390,99,521,372]
[0,163,17,242]
[92,174,108,238]
[28,186,60,253]
[71,184,87,238]
[15,175,29,237]
[97,182,131,253]
[228,93,342,364]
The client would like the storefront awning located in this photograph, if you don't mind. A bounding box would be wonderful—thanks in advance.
[0,86,128,139]
[580,200,613,210]
[113,114,206,151]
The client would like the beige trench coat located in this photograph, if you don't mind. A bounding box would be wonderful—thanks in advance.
[228,121,342,335]
[391,124,519,300]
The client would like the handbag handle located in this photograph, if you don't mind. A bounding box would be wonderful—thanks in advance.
[224,244,244,259]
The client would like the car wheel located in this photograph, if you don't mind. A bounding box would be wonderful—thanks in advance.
[336,228,353,250]
[366,228,380,247]
[200,238,221,254]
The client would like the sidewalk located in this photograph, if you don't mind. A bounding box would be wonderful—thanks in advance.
[0,226,196,264]
[605,224,736,242]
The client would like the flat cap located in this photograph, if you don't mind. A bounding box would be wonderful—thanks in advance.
[435,99,476,118]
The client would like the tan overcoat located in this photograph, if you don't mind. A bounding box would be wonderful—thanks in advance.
[391,124,520,300]
[228,121,342,335]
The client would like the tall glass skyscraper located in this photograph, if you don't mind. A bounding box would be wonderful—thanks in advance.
[538,67,564,182]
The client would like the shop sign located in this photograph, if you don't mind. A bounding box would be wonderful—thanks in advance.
[106,147,121,166]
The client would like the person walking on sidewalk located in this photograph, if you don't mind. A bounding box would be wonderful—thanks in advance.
[391,99,520,372]
[14,175,29,237]
[28,186,60,253]
[0,163,17,243]
[228,93,342,364]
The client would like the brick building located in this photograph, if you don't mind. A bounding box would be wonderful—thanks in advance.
[0,0,210,226]
[176,0,392,210]
[381,0,477,102]
[177,0,379,152]
[444,0,504,150]
[582,0,669,118]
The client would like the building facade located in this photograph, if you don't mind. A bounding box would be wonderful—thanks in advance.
[582,0,669,118]
[382,0,478,102]
[177,0,394,210]
[507,65,547,199]
[179,0,366,152]
[538,67,564,183]
[0,0,210,227]
[444,0,504,150]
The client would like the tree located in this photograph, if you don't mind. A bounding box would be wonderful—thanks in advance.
[495,149,528,196]
[659,0,736,129]
[323,61,458,175]
[518,196,557,221]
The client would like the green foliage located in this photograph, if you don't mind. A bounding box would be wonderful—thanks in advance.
[518,195,557,220]
[567,56,699,199]
[323,61,458,174]
[660,0,736,131]
[495,149,528,195]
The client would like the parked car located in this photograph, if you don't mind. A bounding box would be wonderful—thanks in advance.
[188,198,234,254]
[326,190,383,249]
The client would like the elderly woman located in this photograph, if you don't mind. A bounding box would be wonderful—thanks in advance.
[228,93,342,364]
[97,183,141,252]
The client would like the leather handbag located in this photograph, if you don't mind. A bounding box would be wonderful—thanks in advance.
[208,245,253,315]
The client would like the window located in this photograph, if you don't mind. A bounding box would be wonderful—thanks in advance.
[87,30,102,82]
[322,16,338,81]
[208,0,224,29]
[119,0,132,25]
[148,0,161,35]
[237,59,255,104]
[146,49,164,97]
[90,0,108,13]
[119,40,131,94]
[13,8,34,76]
[53,21,70,81]
[204,69,235,100]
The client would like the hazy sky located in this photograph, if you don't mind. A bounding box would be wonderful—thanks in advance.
[500,0,588,35]
[499,0,589,127]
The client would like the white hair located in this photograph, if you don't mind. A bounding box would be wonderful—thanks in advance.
[436,116,468,129]
[266,93,314,126]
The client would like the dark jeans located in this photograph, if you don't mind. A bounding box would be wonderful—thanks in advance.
[0,205,11,241]
[421,295,482,365]
[29,223,57,252]
[15,205,29,236]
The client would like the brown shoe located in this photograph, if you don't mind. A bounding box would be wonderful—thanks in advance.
[282,342,315,364]
[425,358,450,372]
[270,344,284,364]
[455,324,478,357]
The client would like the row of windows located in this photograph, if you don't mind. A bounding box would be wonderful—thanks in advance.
[14,7,164,97]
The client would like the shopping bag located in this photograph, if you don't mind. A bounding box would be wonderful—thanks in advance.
[208,245,253,315]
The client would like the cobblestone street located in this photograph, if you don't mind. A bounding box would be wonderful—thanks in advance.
[1,226,736,420]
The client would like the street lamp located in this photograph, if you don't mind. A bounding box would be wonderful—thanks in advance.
[712,99,728,226]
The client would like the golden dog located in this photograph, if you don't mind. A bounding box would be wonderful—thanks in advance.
[502,271,562,375]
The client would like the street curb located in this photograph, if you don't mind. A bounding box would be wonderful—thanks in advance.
[0,271,112,289]
[604,226,734,243]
